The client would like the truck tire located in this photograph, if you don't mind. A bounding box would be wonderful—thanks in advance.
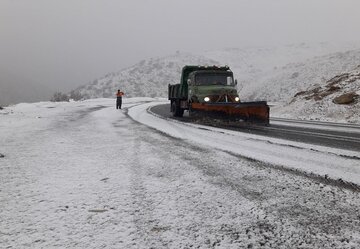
[188,106,197,118]
[188,104,195,118]
[171,101,184,117]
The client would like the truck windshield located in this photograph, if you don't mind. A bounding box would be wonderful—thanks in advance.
[195,73,234,86]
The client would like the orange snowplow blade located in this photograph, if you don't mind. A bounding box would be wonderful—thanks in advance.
[191,101,270,124]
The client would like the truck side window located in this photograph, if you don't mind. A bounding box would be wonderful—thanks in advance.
[227,77,233,85]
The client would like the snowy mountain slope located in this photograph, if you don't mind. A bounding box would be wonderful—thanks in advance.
[204,42,360,93]
[1,98,360,248]
[272,66,360,123]
[244,49,360,102]
[73,42,360,102]
[74,53,219,99]
[72,43,360,123]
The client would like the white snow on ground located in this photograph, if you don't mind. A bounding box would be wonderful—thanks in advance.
[1,98,360,248]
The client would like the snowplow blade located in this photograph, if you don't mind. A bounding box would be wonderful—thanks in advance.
[191,101,270,125]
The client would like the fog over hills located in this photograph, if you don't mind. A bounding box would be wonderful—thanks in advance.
[0,69,52,106]
[2,42,360,111]
[242,49,360,102]
[72,42,360,123]
[74,43,360,101]
[74,53,219,99]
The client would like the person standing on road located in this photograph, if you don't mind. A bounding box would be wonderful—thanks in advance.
[116,89,124,109]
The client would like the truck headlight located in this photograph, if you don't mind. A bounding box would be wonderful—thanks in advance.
[235,97,240,102]
[204,97,210,102]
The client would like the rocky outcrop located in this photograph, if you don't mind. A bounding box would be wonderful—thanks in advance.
[333,92,358,104]
[293,67,360,103]
[278,66,360,123]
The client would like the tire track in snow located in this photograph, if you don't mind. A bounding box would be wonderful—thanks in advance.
[125,102,360,248]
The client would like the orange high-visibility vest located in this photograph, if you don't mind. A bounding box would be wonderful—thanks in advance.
[116,92,124,97]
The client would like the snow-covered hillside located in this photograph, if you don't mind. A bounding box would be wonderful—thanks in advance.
[72,43,360,123]
[204,42,360,96]
[272,66,360,123]
[245,49,360,102]
[74,42,360,101]
[74,53,219,99]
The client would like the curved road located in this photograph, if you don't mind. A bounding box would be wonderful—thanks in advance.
[150,104,360,152]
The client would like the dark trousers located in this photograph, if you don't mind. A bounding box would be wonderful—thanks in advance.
[116,97,122,109]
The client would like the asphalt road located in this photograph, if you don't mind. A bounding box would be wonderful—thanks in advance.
[150,104,360,152]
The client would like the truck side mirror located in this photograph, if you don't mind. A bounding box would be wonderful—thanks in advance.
[235,79,238,86]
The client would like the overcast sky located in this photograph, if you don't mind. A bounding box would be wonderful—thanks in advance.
[1,0,360,99]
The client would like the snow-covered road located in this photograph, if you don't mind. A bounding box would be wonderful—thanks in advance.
[1,98,359,248]
[130,101,360,186]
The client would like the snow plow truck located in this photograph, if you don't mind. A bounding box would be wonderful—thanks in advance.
[168,65,270,124]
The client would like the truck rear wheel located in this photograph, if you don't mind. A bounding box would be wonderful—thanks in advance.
[171,101,184,117]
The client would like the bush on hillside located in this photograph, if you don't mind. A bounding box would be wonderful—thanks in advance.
[51,92,70,102]
[69,90,83,101]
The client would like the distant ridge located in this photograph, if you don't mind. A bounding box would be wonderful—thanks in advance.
[74,52,219,99]
[74,42,360,102]
[72,43,360,123]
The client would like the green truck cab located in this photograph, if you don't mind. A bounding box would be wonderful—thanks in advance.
[168,65,240,117]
